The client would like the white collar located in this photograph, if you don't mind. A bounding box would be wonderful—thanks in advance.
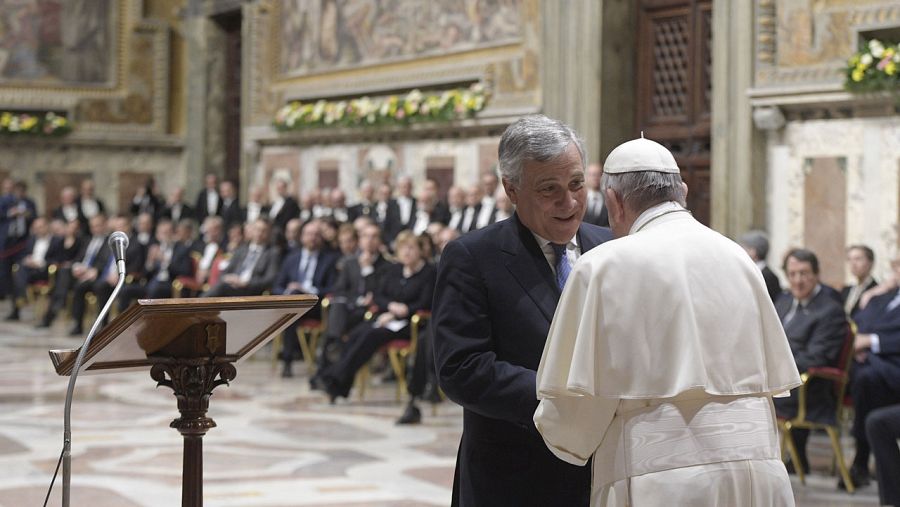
[629,201,688,235]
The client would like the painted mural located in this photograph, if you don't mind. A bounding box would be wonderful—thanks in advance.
[0,0,114,85]
[279,0,521,76]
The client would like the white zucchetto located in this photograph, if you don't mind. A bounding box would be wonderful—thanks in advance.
[603,136,680,174]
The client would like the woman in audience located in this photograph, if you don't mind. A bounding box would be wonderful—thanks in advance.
[318,230,435,403]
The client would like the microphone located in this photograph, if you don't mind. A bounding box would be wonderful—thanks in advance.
[108,231,129,274]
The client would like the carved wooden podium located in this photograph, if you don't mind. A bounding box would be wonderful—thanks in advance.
[49,295,317,507]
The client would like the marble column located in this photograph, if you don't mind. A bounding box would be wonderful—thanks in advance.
[710,0,765,237]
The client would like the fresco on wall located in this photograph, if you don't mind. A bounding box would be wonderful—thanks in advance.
[0,0,114,85]
[280,0,521,77]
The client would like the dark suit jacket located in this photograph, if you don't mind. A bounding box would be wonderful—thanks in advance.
[219,199,244,228]
[219,244,281,295]
[331,253,390,302]
[841,278,879,317]
[384,197,416,241]
[348,202,376,222]
[762,265,782,303]
[146,242,193,282]
[270,196,300,232]
[162,202,195,224]
[774,287,847,424]
[432,213,613,507]
[194,189,222,223]
[854,288,900,388]
[274,248,340,296]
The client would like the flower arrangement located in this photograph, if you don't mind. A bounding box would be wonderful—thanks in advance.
[845,38,900,92]
[0,111,72,136]
[273,83,488,131]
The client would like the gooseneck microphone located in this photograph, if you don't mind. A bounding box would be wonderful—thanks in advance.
[47,231,130,507]
[108,230,129,275]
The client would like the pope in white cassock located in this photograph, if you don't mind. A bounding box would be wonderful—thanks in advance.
[534,137,802,506]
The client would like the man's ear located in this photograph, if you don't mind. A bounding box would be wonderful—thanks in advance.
[502,179,518,206]
[604,187,622,221]
[681,182,689,200]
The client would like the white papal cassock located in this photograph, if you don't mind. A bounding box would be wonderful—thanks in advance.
[535,202,802,506]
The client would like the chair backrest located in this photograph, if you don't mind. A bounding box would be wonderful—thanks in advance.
[207,253,228,287]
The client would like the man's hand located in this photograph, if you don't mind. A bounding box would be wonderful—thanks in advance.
[387,302,409,318]
[854,333,873,363]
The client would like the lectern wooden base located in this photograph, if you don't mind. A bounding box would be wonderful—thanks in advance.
[50,295,317,507]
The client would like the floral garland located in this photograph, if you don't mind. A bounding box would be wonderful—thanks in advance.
[845,39,900,92]
[274,83,488,131]
[0,111,72,136]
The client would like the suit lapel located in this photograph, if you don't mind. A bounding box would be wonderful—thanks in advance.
[502,214,559,322]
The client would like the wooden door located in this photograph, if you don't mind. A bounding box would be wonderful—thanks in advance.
[636,0,712,224]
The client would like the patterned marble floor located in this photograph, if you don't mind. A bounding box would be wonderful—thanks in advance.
[0,308,883,506]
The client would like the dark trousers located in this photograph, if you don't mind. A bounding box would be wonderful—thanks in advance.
[70,278,114,330]
[851,360,900,469]
[10,265,48,311]
[867,404,900,506]
[321,319,410,396]
[316,300,367,370]
[407,327,435,398]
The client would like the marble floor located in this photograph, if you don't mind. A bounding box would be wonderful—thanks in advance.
[0,307,884,506]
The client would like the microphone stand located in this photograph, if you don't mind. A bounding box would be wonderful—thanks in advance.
[60,259,126,507]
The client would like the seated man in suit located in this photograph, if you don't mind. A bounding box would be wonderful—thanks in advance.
[203,218,280,297]
[842,244,878,318]
[773,248,847,474]
[273,219,340,377]
[92,214,146,317]
[310,223,388,379]
[62,214,114,336]
[845,256,900,489]
[7,217,62,321]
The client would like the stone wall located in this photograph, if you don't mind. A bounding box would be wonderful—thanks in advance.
[749,0,900,286]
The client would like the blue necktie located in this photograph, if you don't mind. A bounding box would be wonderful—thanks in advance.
[551,243,570,291]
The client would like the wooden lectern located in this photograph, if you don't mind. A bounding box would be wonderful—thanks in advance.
[49,295,317,507]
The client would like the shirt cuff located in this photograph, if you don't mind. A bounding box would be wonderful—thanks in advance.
[871,334,881,354]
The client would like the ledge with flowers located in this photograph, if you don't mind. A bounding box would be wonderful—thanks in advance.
[845,38,900,93]
[273,83,489,133]
[0,111,71,136]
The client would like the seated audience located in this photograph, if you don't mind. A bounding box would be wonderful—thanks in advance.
[7,217,62,321]
[845,256,900,489]
[273,220,339,377]
[318,230,435,403]
[203,218,280,297]
[310,223,389,381]
[842,244,877,318]
[773,248,847,474]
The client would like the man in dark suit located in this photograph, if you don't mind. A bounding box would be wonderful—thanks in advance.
[6,217,63,321]
[162,187,194,224]
[773,248,847,474]
[432,115,613,506]
[203,218,280,297]
[841,244,878,318]
[267,179,301,232]
[52,186,87,234]
[582,163,609,227]
[458,185,482,234]
[56,214,113,335]
[218,180,244,229]
[311,222,389,377]
[1,180,37,300]
[77,179,106,224]
[348,181,376,222]
[194,173,221,223]
[384,176,416,243]
[844,259,900,489]
[273,219,340,377]
[738,230,782,303]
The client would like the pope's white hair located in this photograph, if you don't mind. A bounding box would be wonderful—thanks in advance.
[600,171,686,212]
[498,114,585,188]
